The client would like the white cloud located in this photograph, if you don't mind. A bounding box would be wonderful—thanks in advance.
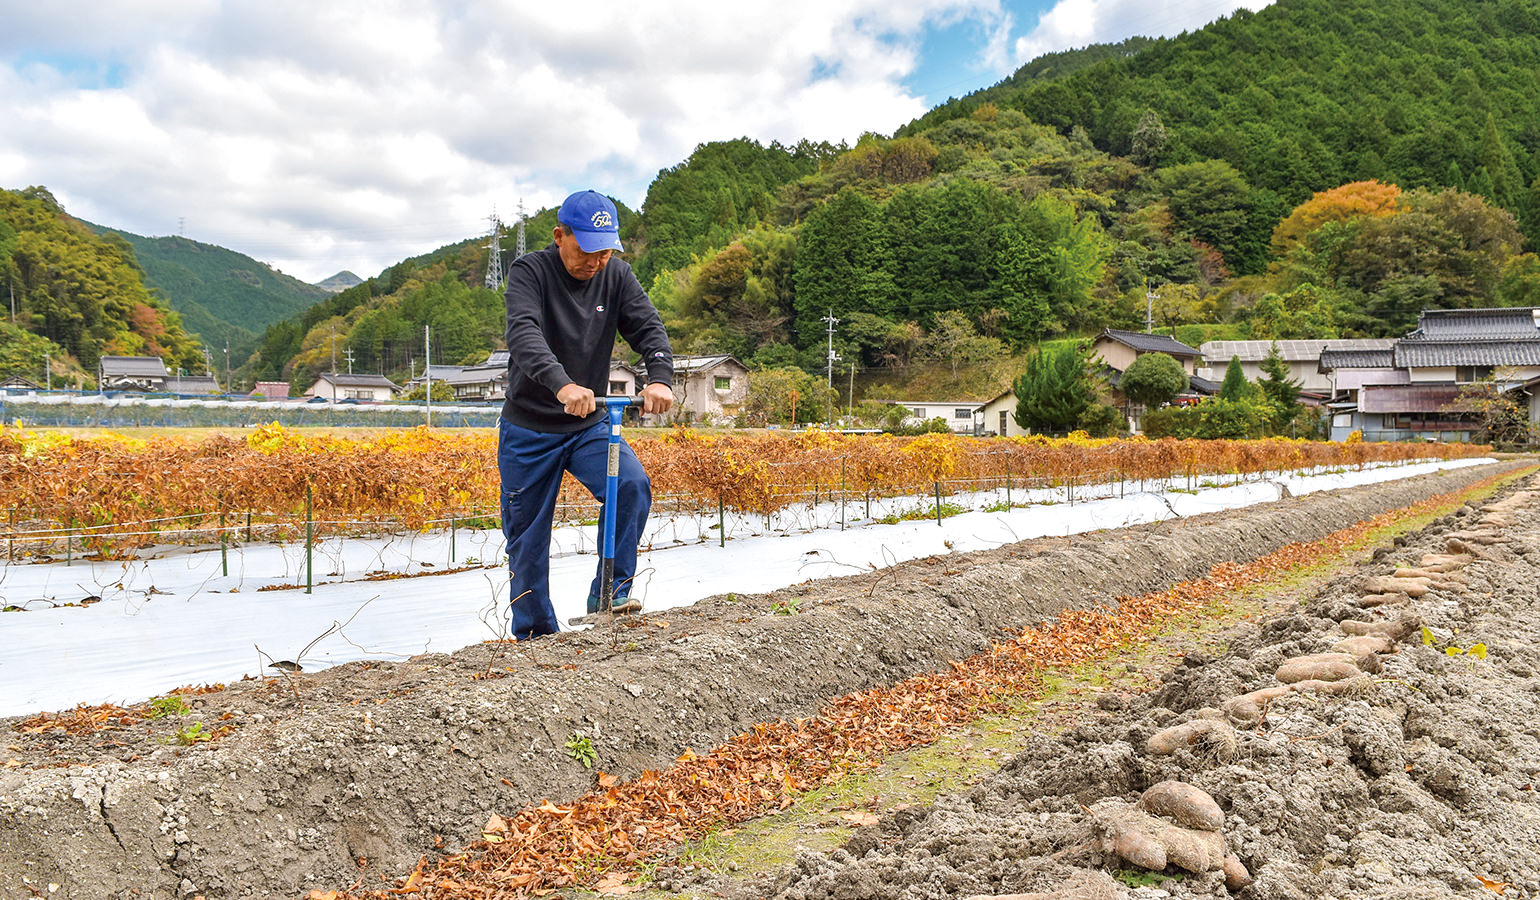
[2,0,1267,283]
[2,1,1004,282]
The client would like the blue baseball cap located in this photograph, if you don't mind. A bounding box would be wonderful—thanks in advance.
[557,190,624,253]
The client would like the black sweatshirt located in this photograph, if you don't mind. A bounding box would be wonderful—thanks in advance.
[500,244,674,433]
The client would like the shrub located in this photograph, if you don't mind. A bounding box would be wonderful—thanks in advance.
[1143,398,1266,439]
[1119,353,1189,408]
[1077,402,1126,438]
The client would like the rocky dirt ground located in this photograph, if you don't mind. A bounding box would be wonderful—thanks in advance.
[1,460,1534,899]
[693,467,1540,900]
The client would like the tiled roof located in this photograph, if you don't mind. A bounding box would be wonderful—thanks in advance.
[1394,341,1540,368]
[1406,307,1540,341]
[99,356,169,377]
[165,375,221,394]
[319,373,402,390]
[1319,348,1395,370]
[1188,375,1223,394]
[675,355,744,372]
[1099,329,1201,357]
[1201,338,1395,365]
[443,366,506,386]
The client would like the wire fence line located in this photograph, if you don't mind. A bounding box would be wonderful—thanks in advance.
[1,451,1461,567]
[0,393,501,429]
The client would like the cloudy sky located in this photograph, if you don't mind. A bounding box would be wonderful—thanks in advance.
[0,0,1270,284]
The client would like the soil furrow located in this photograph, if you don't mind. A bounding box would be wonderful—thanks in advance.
[0,461,1525,899]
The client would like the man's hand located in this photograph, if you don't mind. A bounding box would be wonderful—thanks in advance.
[640,381,673,416]
[556,383,596,418]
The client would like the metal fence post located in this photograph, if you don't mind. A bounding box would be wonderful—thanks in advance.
[305,483,313,594]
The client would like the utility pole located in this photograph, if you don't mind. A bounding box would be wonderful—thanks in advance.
[344,346,355,375]
[330,328,337,373]
[822,310,840,426]
[8,277,14,324]
[847,360,857,416]
[424,324,432,427]
[223,340,230,394]
[43,351,50,391]
[1146,287,1156,334]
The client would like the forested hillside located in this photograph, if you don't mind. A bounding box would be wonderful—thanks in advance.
[623,0,1540,378]
[85,226,331,357]
[247,204,583,392]
[0,187,202,385]
[903,0,1540,240]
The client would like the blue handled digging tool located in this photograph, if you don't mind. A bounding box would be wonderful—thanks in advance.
[594,396,642,621]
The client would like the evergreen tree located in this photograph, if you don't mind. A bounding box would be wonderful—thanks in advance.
[1012,342,1098,433]
[1257,342,1303,431]
[1219,355,1250,401]
[1130,108,1168,166]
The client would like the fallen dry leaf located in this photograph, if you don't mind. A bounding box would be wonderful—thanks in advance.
[594,872,638,895]
[1476,874,1510,894]
[840,811,879,827]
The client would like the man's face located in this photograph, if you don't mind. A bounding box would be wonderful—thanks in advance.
[554,227,613,281]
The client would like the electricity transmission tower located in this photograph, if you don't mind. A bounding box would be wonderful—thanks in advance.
[484,209,505,291]
[515,198,527,258]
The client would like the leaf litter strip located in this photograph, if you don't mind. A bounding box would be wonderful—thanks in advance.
[315,472,1517,900]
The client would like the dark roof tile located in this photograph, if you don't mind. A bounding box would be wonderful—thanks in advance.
[1098,329,1201,356]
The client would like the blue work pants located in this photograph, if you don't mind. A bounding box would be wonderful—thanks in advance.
[497,416,651,639]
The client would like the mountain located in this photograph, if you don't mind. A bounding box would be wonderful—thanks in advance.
[0,186,203,377]
[901,0,1540,234]
[83,224,331,355]
[316,270,363,293]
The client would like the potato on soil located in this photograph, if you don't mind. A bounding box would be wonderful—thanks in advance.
[1092,803,1225,875]
[1138,780,1225,831]
[1339,616,1420,642]
[1362,575,1430,597]
[1276,653,1361,683]
[1145,717,1239,761]
[1224,854,1254,891]
[1332,635,1393,656]
[1222,685,1291,727]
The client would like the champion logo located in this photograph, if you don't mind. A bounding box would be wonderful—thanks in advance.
[590,210,614,228]
[595,305,606,312]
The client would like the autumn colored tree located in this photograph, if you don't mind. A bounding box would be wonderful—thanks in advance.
[1270,180,1402,258]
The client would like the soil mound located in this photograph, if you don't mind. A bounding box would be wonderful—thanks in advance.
[0,462,1527,898]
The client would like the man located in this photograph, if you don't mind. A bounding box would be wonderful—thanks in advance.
[499,189,674,640]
